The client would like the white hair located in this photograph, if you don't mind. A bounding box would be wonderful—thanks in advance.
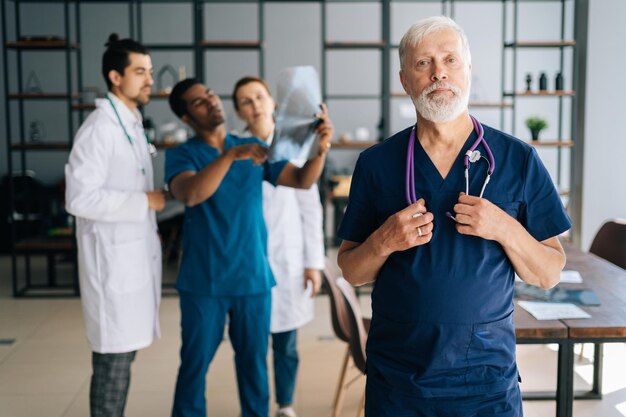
[399,16,471,72]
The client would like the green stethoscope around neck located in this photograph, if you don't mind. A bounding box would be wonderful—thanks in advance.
[106,95,157,175]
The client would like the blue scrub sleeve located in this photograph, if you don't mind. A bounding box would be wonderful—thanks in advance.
[263,159,289,186]
[521,148,572,241]
[337,156,378,243]
[164,145,196,186]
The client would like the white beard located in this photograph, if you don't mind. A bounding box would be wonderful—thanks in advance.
[412,81,470,123]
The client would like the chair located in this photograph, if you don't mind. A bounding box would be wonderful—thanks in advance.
[336,278,369,417]
[322,259,369,417]
[589,219,626,270]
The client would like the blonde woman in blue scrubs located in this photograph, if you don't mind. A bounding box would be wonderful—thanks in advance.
[233,76,326,417]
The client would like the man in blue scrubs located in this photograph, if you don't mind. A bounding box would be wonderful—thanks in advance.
[164,78,333,417]
[337,17,571,416]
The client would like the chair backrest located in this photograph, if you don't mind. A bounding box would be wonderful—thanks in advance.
[322,258,351,343]
[589,219,626,270]
[336,277,368,375]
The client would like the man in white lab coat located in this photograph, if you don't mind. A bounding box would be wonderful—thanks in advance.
[65,34,166,417]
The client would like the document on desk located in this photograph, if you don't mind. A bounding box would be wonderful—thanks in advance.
[518,301,591,320]
[515,270,583,284]
[560,270,583,283]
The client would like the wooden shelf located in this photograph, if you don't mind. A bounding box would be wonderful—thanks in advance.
[325,41,385,49]
[71,103,96,110]
[155,143,177,150]
[507,90,575,97]
[143,43,194,50]
[11,141,175,151]
[528,140,574,147]
[558,189,571,197]
[152,91,170,98]
[505,40,576,48]
[201,41,262,49]
[9,92,79,99]
[332,141,377,149]
[15,237,75,252]
[11,142,71,150]
[6,40,79,49]
[470,101,513,108]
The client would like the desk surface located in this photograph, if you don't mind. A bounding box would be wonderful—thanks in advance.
[514,307,567,340]
[560,244,626,340]
[515,242,626,341]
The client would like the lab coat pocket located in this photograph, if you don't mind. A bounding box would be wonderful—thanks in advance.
[465,313,517,390]
[100,238,150,294]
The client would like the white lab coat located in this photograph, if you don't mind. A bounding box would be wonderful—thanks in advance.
[243,130,325,333]
[65,93,161,353]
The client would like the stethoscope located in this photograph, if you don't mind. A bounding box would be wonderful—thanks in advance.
[405,115,495,222]
[107,95,157,176]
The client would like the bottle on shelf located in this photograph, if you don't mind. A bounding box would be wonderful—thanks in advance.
[539,72,548,91]
[555,72,563,91]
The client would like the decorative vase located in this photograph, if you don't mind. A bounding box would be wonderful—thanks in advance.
[530,129,541,141]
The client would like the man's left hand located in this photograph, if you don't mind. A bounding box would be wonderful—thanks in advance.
[452,192,512,242]
[304,268,322,297]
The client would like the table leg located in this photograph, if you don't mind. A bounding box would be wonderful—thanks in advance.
[556,340,574,417]
[591,343,603,395]
[47,253,56,287]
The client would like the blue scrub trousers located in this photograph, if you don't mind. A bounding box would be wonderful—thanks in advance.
[365,377,523,417]
[172,291,271,417]
[271,329,298,406]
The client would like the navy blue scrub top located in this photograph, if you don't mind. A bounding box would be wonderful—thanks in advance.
[338,123,571,397]
[165,134,288,296]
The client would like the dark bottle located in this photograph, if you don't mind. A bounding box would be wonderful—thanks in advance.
[555,72,564,91]
[525,73,533,91]
[539,72,548,91]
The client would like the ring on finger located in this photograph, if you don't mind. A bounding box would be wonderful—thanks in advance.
[417,226,423,237]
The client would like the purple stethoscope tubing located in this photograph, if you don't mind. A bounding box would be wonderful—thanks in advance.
[405,114,495,207]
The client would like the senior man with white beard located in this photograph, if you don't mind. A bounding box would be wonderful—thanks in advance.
[336,16,570,416]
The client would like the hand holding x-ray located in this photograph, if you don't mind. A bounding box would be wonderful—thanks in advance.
[270,66,323,162]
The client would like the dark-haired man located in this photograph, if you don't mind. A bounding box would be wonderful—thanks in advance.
[65,34,166,417]
[164,78,332,417]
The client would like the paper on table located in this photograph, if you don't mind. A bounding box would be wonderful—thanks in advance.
[270,66,322,162]
[518,300,591,320]
[560,270,583,283]
[515,270,582,284]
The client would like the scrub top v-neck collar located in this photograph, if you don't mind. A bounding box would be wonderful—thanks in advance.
[411,126,479,193]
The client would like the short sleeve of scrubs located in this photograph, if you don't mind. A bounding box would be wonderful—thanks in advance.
[263,159,288,186]
[520,147,571,241]
[337,155,377,243]
[164,145,195,185]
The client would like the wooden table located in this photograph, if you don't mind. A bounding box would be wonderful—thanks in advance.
[514,242,626,417]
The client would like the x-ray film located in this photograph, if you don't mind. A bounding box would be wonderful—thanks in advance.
[270,66,322,162]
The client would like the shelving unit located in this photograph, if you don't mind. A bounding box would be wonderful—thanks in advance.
[501,0,584,212]
[2,0,80,296]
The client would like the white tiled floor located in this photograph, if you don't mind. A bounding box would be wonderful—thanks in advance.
[1,254,625,417]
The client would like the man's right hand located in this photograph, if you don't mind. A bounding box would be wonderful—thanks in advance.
[371,199,434,257]
[147,189,167,212]
[226,144,269,165]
